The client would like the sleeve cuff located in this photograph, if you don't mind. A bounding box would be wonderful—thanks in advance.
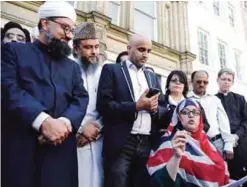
[32,112,50,131]
[58,117,72,129]
[224,142,233,152]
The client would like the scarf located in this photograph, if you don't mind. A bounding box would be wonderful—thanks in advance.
[147,98,229,187]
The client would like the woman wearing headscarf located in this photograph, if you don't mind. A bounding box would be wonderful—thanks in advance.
[159,70,210,132]
[147,98,229,187]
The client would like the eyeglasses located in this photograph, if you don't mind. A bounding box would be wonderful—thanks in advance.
[220,78,233,82]
[171,79,184,84]
[180,109,201,116]
[48,19,75,35]
[196,80,208,85]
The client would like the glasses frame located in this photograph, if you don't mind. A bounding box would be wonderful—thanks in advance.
[48,19,75,36]
[180,109,201,116]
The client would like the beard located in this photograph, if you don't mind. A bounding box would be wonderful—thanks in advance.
[79,55,99,70]
[46,32,72,60]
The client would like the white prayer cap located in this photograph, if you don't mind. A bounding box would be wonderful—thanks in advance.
[38,1,77,22]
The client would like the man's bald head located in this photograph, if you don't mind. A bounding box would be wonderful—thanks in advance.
[128,34,152,47]
[127,34,152,69]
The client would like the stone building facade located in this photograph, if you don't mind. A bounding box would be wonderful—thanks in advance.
[1,1,197,93]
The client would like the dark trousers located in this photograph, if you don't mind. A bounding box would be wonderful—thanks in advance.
[104,134,151,187]
[228,136,247,187]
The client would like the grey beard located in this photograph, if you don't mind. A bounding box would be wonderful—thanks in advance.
[79,56,99,71]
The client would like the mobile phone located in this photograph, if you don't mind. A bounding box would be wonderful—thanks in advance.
[146,88,160,98]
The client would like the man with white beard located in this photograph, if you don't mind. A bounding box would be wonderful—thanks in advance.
[73,22,104,187]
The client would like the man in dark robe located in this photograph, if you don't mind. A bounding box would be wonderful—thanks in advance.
[1,2,89,187]
[216,68,247,185]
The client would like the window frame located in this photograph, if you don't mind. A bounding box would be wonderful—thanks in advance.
[234,51,242,80]
[244,1,247,9]
[228,3,235,27]
[108,1,121,26]
[134,1,157,41]
[197,29,209,65]
[217,41,227,69]
[213,1,220,16]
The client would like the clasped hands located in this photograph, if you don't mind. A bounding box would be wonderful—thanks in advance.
[76,122,100,147]
[38,117,72,146]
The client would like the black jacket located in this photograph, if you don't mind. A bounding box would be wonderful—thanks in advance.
[97,61,165,160]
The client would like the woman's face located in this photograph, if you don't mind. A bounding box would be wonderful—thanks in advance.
[179,105,200,132]
[168,74,185,95]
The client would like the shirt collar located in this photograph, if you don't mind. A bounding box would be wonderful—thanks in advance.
[188,91,212,99]
[168,95,185,106]
[126,60,145,71]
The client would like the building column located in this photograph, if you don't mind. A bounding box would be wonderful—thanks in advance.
[169,1,190,53]
[156,1,165,44]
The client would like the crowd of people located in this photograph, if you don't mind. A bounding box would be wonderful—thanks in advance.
[1,1,247,187]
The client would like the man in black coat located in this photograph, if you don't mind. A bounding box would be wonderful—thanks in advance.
[1,2,88,187]
[216,68,247,184]
[97,34,164,187]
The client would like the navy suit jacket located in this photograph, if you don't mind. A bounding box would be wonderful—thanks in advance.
[1,41,88,187]
[97,61,164,160]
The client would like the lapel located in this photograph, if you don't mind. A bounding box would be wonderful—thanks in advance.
[120,61,135,101]
[144,70,153,89]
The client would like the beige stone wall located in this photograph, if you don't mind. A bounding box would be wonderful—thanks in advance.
[1,1,196,85]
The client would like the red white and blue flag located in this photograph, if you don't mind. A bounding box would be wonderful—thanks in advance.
[147,98,229,187]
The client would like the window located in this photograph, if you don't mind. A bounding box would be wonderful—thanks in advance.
[108,1,120,25]
[234,52,242,80]
[228,4,234,27]
[217,42,226,68]
[213,1,220,16]
[134,1,157,40]
[198,30,209,65]
[66,1,77,8]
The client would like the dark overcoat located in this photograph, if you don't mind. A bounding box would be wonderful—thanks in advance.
[1,41,89,187]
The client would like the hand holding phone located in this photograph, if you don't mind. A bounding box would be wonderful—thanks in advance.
[136,88,160,112]
[146,88,160,98]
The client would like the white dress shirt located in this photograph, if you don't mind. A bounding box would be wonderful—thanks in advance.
[188,91,234,152]
[126,60,151,135]
[77,62,102,133]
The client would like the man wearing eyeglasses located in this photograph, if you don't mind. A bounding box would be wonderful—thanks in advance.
[1,2,88,187]
[216,68,247,186]
[188,70,234,160]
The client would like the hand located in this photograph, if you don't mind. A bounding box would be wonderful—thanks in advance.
[40,117,70,144]
[136,89,160,113]
[76,134,90,147]
[171,130,187,158]
[224,151,234,160]
[82,122,100,142]
[233,134,239,148]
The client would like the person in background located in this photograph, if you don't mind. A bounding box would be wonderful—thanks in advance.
[1,2,89,187]
[1,21,26,43]
[160,70,188,129]
[188,70,234,159]
[73,22,104,187]
[148,98,229,187]
[216,68,247,186]
[159,70,210,132]
[116,50,128,64]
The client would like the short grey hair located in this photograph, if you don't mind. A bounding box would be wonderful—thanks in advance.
[218,68,235,80]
